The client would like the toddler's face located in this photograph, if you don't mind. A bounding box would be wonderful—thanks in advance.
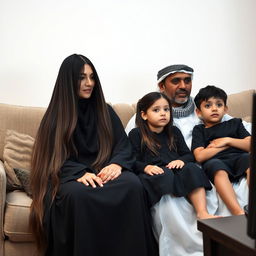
[196,97,227,128]
[141,97,171,133]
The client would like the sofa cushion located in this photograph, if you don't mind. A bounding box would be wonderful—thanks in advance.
[4,240,37,256]
[13,168,32,197]
[4,190,34,242]
[3,130,34,191]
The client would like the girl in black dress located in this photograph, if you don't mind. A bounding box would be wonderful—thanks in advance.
[192,85,251,215]
[128,92,215,219]
[29,54,158,256]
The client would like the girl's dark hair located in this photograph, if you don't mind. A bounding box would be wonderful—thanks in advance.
[29,54,113,252]
[194,85,227,109]
[135,92,175,154]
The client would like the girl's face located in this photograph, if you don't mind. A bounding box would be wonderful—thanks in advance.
[196,97,227,128]
[78,64,95,99]
[141,97,171,133]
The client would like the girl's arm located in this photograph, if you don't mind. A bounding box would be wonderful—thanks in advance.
[129,129,164,175]
[128,128,150,174]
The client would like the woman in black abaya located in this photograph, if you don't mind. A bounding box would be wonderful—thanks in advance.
[29,54,158,256]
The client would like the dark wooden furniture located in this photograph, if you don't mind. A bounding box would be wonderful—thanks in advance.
[197,215,256,256]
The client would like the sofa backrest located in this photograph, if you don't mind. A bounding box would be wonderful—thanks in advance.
[0,89,254,160]
[227,89,255,121]
[0,103,46,160]
[111,103,136,128]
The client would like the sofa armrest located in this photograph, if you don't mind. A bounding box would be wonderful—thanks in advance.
[0,160,6,240]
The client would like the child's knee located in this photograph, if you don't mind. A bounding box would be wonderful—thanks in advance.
[214,170,228,180]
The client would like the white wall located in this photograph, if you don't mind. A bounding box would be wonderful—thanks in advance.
[0,0,256,107]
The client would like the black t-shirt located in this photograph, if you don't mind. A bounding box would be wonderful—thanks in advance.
[191,118,250,159]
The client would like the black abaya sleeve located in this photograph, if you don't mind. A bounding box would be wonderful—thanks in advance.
[173,127,195,163]
[59,160,94,183]
[128,128,148,174]
[107,105,135,171]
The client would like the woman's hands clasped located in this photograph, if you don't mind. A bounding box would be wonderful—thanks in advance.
[77,163,122,188]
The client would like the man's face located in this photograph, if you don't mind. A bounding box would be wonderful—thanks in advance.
[158,72,192,107]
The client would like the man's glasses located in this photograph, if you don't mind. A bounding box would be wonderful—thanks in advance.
[170,77,192,85]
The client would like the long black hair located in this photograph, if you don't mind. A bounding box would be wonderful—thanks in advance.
[30,54,113,252]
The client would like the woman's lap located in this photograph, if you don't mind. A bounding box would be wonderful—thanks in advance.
[45,171,158,256]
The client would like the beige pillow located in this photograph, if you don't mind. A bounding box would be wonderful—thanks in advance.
[3,130,34,190]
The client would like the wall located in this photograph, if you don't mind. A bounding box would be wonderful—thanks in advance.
[0,0,256,107]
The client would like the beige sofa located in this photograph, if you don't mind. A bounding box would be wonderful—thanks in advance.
[0,89,255,256]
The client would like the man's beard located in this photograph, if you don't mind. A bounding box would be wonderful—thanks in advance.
[174,89,189,105]
[174,96,189,105]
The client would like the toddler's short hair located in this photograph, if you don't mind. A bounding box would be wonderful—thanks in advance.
[194,85,227,109]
